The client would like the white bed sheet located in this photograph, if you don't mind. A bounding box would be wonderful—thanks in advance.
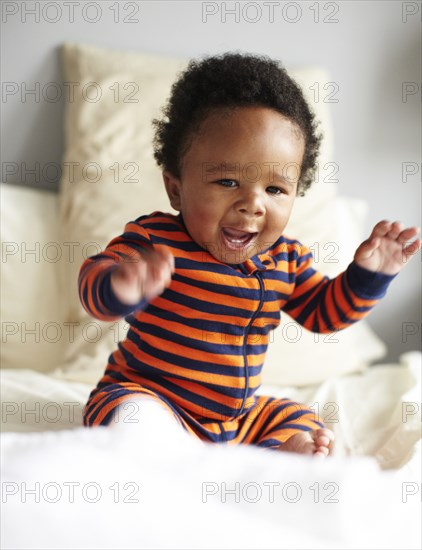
[1,352,421,549]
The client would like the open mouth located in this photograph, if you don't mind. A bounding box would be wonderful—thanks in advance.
[221,227,258,250]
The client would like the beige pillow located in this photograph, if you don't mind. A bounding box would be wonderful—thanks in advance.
[54,42,382,386]
[1,184,64,372]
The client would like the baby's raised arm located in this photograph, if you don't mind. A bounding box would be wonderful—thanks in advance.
[282,219,420,334]
[78,219,174,322]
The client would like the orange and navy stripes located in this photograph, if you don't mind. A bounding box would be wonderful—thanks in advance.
[79,211,395,433]
[94,388,325,448]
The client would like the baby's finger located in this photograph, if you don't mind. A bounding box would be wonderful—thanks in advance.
[164,249,175,274]
[397,226,420,245]
[152,253,175,289]
[149,256,169,283]
[386,221,403,241]
[402,238,421,260]
[155,245,175,274]
[159,252,175,283]
[143,268,171,301]
[161,260,174,286]
[370,220,392,239]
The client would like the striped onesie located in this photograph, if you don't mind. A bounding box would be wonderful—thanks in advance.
[80,211,395,447]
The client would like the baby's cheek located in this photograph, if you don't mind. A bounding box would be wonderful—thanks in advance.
[265,210,287,232]
[189,201,218,225]
[184,206,216,241]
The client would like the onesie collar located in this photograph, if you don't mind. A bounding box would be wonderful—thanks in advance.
[241,253,277,274]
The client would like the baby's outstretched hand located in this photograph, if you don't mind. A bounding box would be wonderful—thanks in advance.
[110,246,175,306]
[354,220,421,275]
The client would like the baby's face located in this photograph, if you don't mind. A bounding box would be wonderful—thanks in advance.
[164,106,305,264]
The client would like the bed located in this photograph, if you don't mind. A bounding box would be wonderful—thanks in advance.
[1,43,421,549]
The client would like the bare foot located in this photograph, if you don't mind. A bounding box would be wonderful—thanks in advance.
[278,429,335,457]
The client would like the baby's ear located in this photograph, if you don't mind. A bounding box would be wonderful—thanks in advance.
[163,171,182,211]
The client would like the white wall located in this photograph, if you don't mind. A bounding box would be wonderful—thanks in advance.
[1,0,421,361]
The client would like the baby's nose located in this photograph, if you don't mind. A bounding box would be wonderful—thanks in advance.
[236,192,265,217]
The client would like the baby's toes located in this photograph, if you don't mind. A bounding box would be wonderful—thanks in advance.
[312,429,334,456]
[303,437,318,454]
[316,434,330,447]
[314,447,329,457]
[314,428,334,446]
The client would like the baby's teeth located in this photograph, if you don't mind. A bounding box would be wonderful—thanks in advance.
[228,237,247,243]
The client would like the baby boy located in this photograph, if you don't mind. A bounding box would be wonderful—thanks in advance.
[79,52,420,457]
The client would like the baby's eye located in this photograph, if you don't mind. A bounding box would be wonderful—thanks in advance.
[267,186,285,195]
[218,179,237,188]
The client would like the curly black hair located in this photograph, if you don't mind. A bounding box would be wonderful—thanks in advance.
[152,52,322,196]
